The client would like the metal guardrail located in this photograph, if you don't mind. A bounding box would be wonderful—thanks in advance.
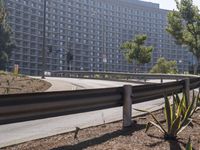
[0,87,123,125]
[51,71,198,83]
[0,75,200,126]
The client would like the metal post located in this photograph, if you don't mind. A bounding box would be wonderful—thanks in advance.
[102,13,107,72]
[42,0,47,79]
[184,78,190,106]
[123,85,132,127]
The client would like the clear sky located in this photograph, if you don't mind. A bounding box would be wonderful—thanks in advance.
[142,0,200,10]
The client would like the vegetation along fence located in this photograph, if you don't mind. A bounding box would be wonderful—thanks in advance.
[0,72,200,127]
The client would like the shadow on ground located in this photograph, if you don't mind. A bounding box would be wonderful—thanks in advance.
[51,123,146,150]
[146,134,186,150]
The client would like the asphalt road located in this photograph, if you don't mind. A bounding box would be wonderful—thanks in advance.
[0,77,166,148]
[44,77,141,91]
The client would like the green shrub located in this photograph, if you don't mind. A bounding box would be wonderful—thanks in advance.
[150,57,178,74]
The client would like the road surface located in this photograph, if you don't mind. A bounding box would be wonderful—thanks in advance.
[44,77,141,91]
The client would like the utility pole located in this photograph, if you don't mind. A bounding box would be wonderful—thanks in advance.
[42,0,47,79]
[102,13,107,72]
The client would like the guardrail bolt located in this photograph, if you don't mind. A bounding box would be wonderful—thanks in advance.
[123,85,132,127]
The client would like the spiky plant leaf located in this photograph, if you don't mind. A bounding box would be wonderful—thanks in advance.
[177,94,185,117]
[183,96,196,121]
[147,121,166,134]
[196,107,200,111]
[177,119,192,135]
[185,137,192,150]
[195,91,200,110]
[133,108,166,133]
[145,122,151,133]
[183,92,188,108]
[192,90,195,101]
[197,93,200,106]
[169,115,181,136]
[133,108,147,113]
[174,93,187,117]
[175,93,181,104]
[172,95,176,121]
[164,95,172,132]
[181,94,187,115]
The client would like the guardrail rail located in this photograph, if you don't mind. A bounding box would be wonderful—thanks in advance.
[1,73,200,127]
[51,71,198,84]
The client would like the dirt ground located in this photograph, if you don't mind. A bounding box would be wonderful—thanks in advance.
[0,71,51,94]
[3,109,200,150]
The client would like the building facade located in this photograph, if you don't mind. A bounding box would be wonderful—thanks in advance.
[5,0,190,75]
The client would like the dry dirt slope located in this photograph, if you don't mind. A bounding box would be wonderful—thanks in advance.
[0,71,51,95]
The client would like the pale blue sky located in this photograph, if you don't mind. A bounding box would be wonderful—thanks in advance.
[142,0,200,10]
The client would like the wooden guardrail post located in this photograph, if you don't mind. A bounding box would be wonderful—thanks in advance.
[123,85,132,127]
[184,78,190,106]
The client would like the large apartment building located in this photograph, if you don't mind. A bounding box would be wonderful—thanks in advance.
[5,0,191,75]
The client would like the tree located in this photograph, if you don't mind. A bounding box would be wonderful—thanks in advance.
[0,0,15,70]
[121,34,153,72]
[150,57,178,74]
[166,0,200,74]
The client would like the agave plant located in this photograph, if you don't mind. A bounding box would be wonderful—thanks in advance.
[173,91,198,118]
[135,92,197,140]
